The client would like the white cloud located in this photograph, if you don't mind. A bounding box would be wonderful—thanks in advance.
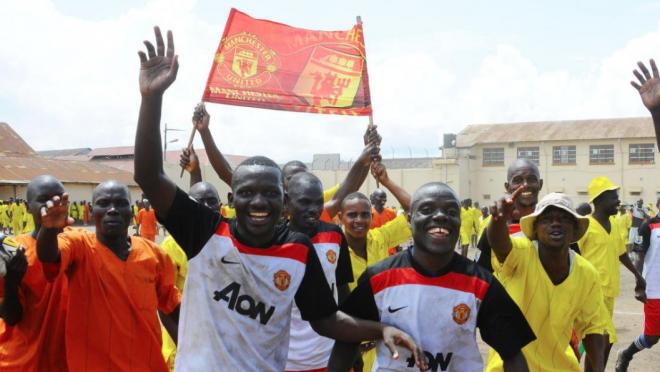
[1,0,659,165]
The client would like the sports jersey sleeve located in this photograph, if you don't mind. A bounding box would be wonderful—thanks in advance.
[492,237,532,277]
[477,278,535,358]
[574,271,609,339]
[160,187,222,260]
[372,214,412,248]
[295,240,339,321]
[338,268,379,321]
[476,233,494,272]
[155,250,182,315]
[335,229,354,286]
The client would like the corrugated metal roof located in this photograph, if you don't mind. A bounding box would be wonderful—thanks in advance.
[0,156,136,185]
[0,122,37,157]
[456,117,656,147]
[38,148,92,157]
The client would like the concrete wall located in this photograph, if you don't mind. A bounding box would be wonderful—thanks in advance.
[454,138,660,206]
[0,183,142,203]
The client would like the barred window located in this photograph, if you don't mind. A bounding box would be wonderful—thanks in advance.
[629,143,655,164]
[517,147,539,165]
[589,145,614,164]
[483,148,504,166]
[552,146,576,165]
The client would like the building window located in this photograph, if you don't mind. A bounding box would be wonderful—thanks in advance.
[483,148,504,166]
[629,143,655,164]
[517,147,539,165]
[552,145,576,165]
[589,145,614,164]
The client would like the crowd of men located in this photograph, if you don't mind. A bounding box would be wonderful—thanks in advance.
[1,25,660,372]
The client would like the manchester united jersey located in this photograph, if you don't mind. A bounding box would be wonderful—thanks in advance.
[162,188,337,372]
[286,221,353,371]
[340,249,535,372]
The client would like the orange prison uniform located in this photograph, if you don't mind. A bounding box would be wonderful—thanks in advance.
[0,234,68,372]
[49,230,181,372]
[137,208,158,241]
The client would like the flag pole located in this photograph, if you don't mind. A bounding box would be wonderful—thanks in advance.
[357,15,379,188]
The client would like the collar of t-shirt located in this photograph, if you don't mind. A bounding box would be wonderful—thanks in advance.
[406,248,459,278]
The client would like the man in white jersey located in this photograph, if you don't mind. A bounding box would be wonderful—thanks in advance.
[133,26,425,372]
[329,182,534,372]
[285,172,354,372]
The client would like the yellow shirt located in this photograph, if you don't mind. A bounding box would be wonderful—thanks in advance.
[471,207,482,233]
[221,205,236,219]
[487,237,609,372]
[478,215,491,240]
[323,183,340,203]
[615,213,632,243]
[577,216,627,298]
[23,213,35,234]
[10,204,24,225]
[0,204,8,225]
[159,234,189,372]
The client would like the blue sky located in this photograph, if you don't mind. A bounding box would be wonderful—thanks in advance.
[2,0,660,161]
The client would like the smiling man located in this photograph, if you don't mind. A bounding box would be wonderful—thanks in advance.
[329,182,534,372]
[36,181,181,372]
[486,191,608,372]
[132,27,424,371]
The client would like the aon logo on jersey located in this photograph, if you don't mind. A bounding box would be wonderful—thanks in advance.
[213,282,276,325]
[406,351,452,371]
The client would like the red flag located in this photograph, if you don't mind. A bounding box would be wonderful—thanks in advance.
[202,8,372,116]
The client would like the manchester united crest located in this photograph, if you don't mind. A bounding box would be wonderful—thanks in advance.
[273,270,291,291]
[215,32,279,89]
[326,249,337,264]
[452,303,471,325]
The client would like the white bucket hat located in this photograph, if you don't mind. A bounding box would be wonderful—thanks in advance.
[520,193,589,242]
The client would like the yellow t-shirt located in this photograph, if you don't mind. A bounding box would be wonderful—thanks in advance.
[0,204,8,225]
[323,183,340,203]
[10,204,24,229]
[23,213,35,234]
[577,216,627,298]
[460,207,476,244]
[346,214,412,371]
[471,207,482,233]
[487,237,609,372]
[221,205,236,219]
[159,234,189,372]
[478,215,492,241]
[615,213,632,243]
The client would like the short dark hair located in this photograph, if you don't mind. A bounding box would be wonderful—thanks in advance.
[341,192,370,210]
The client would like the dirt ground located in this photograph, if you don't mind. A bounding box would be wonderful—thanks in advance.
[472,247,659,372]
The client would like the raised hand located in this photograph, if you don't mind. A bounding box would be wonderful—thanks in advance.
[180,147,200,174]
[40,193,74,229]
[490,186,526,223]
[370,162,389,184]
[192,102,211,131]
[138,26,179,97]
[363,125,382,146]
[631,59,660,113]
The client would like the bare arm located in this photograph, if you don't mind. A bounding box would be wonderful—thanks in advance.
[158,305,180,344]
[0,248,27,325]
[327,341,361,372]
[620,252,646,301]
[324,136,381,218]
[502,351,529,372]
[36,194,74,264]
[631,59,660,149]
[371,163,411,213]
[313,311,424,369]
[583,333,606,372]
[487,187,526,263]
[134,26,179,218]
[193,103,233,186]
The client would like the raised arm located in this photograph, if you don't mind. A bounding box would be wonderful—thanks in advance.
[487,187,525,263]
[324,129,381,218]
[192,103,234,186]
[180,147,202,187]
[631,59,660,149]
[370,162,410,213]
[0,248,27,325]
[36,194,74,264]
[134,26,179,218]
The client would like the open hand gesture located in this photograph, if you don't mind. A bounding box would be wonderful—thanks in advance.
[192,102,211,131]
[138,26,179,97]
[40,193,74,229]
[180,147,200,174]
[631,59,660,113]
[490,186,526,223]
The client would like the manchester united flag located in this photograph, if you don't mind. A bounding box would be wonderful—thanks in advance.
[202,8,372,116]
